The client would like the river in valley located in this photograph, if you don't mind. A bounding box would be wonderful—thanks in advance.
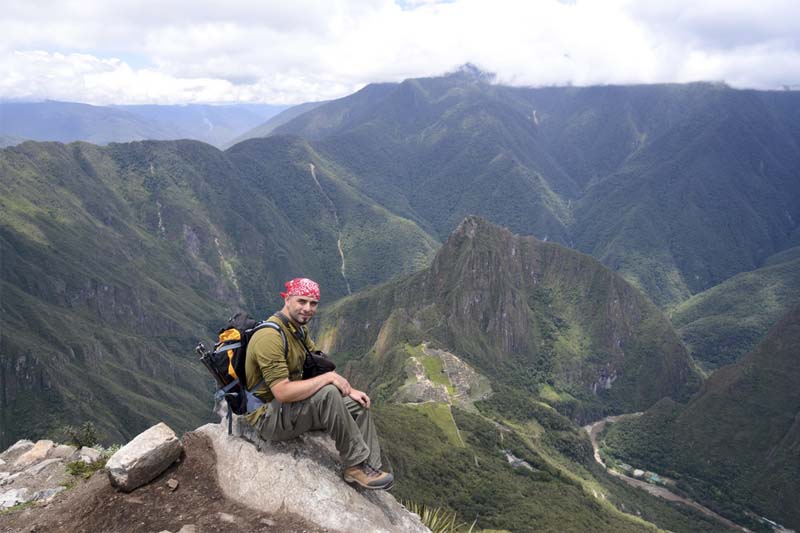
[584,415,750,532]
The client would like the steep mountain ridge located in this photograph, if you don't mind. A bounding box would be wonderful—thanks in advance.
[263,75,800,306]
[318,216,699,423]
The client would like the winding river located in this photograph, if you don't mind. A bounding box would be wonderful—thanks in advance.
[584,415,749,532]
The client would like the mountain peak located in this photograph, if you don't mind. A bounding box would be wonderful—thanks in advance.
[330,217,699,418]
[450,215,513,241]
[446,63,496,83]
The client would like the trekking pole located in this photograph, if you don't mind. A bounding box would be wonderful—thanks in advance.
[195,342,228,389]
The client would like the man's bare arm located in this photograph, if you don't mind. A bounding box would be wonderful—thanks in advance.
[270,371,352,403]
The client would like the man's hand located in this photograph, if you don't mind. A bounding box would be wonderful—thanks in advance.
[328,372,352,396]
[348,388,371,409]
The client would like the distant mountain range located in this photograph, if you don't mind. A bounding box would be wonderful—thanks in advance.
[0,101,287,147]
[222,100,328,149]
[240,72,800,307]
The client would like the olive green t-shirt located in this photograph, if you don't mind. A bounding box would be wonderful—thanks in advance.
[244,314,318,425]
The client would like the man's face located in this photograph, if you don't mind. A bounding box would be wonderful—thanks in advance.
[284,295,319,325]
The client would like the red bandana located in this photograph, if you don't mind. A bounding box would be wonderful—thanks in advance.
[280,278,321,301]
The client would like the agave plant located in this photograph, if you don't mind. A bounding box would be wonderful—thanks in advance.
[402,500,476,533]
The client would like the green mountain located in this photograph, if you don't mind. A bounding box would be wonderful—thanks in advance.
[0,101,286,147]
[308,217,710,530]
[268,72,800,306]
[0,138,436,447]
[8,75,798,309]
[602,306,800,529]
[671,247,800,370]
[317,216,699,422]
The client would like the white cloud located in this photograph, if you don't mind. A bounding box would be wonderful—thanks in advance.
[1,0,798,105]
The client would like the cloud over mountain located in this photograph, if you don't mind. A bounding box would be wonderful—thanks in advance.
[2,0,799,105]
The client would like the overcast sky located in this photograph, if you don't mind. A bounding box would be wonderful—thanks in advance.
[2,0,799,105]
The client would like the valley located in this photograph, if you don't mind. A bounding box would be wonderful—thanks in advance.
[586,415,747,532]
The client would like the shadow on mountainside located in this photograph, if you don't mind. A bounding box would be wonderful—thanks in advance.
[0,431,324,533]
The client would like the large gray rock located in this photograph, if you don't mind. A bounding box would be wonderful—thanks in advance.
[0,440,33,463]
[106,422,183,492]
[32,486,65,502]
[22,458,62,477]
[49,444,77,459]
[196,420,430,533]
[76,446,103,464]
[0,488,30,509]
[13,440,54,467]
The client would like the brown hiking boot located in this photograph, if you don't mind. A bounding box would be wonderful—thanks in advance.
[343,463,394,490]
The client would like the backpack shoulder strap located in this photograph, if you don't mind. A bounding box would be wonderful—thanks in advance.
[249,320,289,361]
[244,321,288,393]
[256,320,288,359]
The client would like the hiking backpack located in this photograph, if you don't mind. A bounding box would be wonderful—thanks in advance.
[195,311,287,434]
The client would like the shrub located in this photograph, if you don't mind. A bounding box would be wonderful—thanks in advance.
[61,421,99,448]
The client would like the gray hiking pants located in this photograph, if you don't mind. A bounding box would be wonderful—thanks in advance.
[256,384,382,469]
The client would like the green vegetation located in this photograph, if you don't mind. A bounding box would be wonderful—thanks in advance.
[275,77,800,307]
[319,217,732,531]
[419,354,454,393]
[65,458,107,480]
[60,422,100,448]
[409,403,464,447]
[401,500,476,533]
[602,307,800,530]
[0,136,437,446]
[0,500,38,516]
[378,405,652,532]
[671,249,800,369]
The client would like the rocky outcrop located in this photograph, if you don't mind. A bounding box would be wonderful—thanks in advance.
[0,438,102,510]
[2,416,429,532]
[197,414,430,533]
[106,422,183,492]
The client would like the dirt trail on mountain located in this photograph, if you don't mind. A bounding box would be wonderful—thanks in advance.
[0,432,323,533]
[586,416,749,532]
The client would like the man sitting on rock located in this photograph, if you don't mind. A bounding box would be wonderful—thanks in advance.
[244,277,394,490]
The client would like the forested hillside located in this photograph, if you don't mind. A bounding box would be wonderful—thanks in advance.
[672,247,800,370]
[0,138,435,446]
[257,71,800,306]
[602,306,800,529]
